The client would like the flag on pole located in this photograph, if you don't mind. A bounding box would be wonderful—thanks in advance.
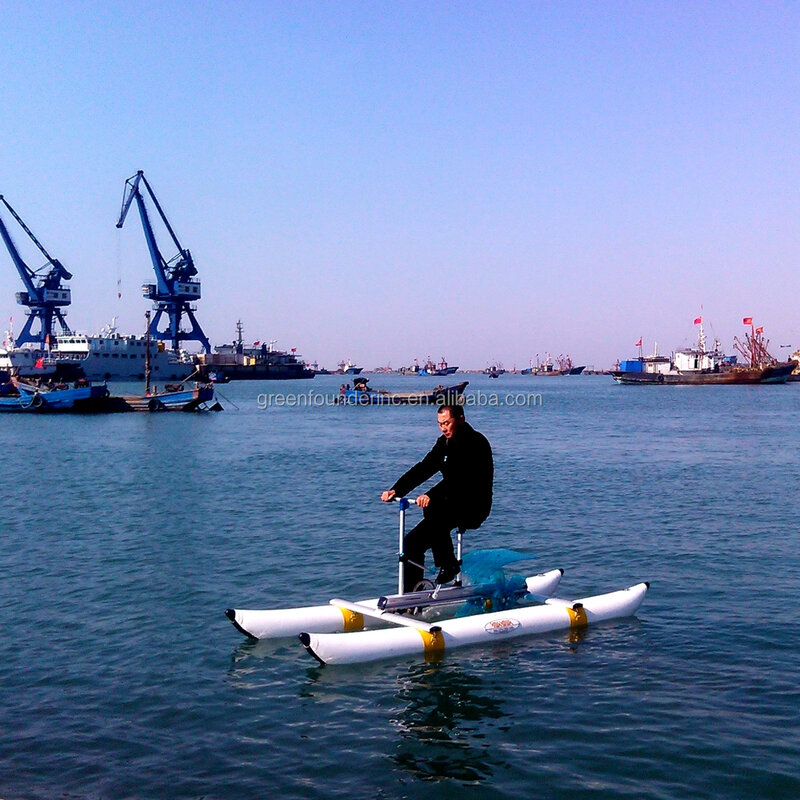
[694,317,702,325]
[743,317,753,325]
[755,326,764,334]
[635,338,643,347]
[35,357,44,369]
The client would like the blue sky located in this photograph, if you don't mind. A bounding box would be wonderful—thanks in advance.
[1,1,798,370]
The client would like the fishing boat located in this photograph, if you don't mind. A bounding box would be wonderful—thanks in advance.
[612,321,796,385]
[418,357,459,376]
[0,376,110,413]
[337,360,362,375]
[105,382,220,412]
[340,377,468,405]
[522,354,585,376]
[102,312,221,411]
[226,499,648,665]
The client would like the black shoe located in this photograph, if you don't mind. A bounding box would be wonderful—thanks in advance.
[435,564,459,585]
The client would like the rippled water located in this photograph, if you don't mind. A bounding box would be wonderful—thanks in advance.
[2,374,798,799]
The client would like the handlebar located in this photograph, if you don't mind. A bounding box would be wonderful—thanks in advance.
[389,496,420,510]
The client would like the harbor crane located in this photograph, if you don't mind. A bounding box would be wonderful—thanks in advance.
[0,195,73,347]
[116,171,210,353]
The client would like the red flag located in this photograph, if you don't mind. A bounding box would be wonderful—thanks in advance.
[694,317,702,325]
[253,341,260,346]
[291,348,297,353]
[635,338,643,347]
[743,317,753,325]
[34,357,44,369]
[755,326,764,334]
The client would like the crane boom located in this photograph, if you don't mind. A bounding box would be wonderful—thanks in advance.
[116,171,210,353]
[0,194,72,346]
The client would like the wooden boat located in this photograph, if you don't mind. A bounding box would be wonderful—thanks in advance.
[105,382,220,412]
[340,379,468,405]
[101,312,221,411]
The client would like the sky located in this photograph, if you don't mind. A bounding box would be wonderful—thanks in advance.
[1,1,798,370]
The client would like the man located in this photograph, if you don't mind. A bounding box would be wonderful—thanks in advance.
[381,404,493,591]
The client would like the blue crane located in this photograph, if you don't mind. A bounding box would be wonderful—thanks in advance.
[0,195,73,347]
[116,171,210,353]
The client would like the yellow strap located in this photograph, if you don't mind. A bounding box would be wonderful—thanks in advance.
[337,607,364,632]
[567,604,588,628]
[418,627,445,655]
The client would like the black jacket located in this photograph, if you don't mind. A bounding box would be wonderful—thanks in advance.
[391,422,493,529]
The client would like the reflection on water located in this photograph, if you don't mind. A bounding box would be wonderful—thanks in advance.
[388,663,507,783]
[227,637,298,689]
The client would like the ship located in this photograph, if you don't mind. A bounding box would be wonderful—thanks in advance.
[4,320,196,382]
[194,322,314,381]
[1,175,209,383]
[612,321,796,385]
[485,363,506,378]
[521,354,585,376]
[418,357,459,376]
[336,360,363,375]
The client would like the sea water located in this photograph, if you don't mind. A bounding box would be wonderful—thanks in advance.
[1,374,798,799]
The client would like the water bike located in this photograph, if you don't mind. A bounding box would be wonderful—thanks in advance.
[225,498,649,665]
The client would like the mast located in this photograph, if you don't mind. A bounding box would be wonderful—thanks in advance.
[145,310,151,395]
[235,320,244,352]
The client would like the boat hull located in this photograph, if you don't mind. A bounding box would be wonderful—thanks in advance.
[226,569,565,640]
[300,582,649,665]
[109,384,217,412]
[612,361,796,385]
[341,381,469,405]
[0,382,109,412]
[197,363,314,381]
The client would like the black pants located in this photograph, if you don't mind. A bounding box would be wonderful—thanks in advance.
[402,504,460,592]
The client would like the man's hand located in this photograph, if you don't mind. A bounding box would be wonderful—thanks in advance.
[381,490,396,502]
[416,494,430,508]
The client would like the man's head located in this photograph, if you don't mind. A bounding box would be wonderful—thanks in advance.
[437,404,465,439]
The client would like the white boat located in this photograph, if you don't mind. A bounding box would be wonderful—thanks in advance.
[6,322,196,382]
[226,501,648,665]
[299,582,649,665]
